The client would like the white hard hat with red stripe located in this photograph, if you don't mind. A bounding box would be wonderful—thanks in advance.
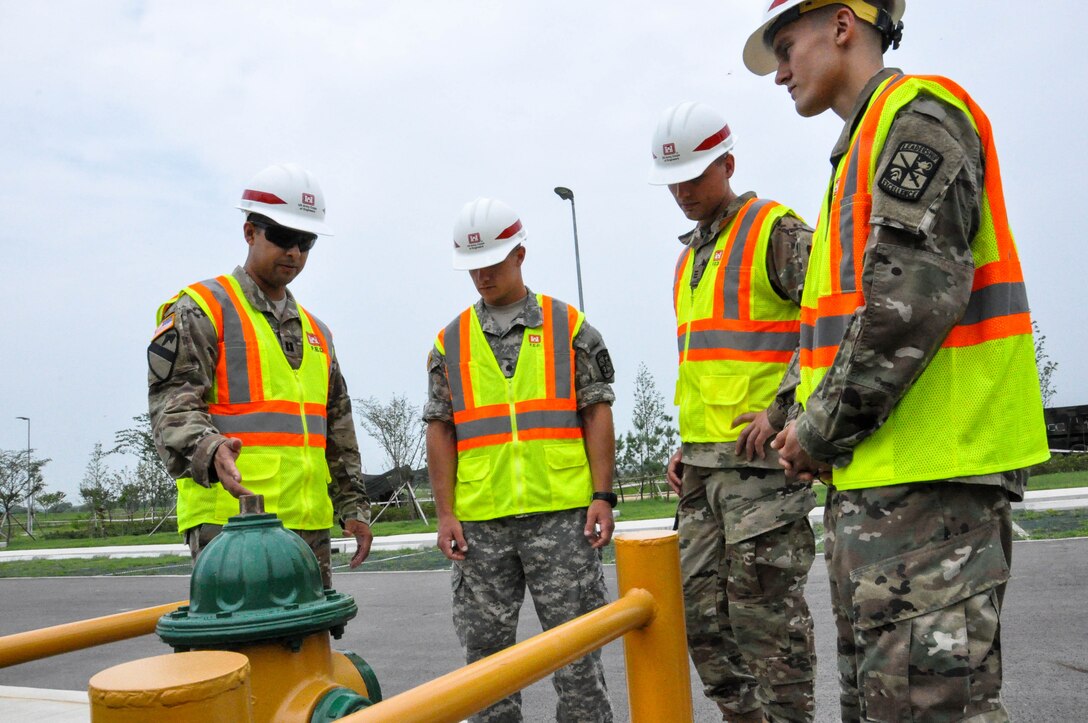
[235,162,333,236]
[647,101,735,186]
[452,197,527,270]
[743,0,905,76]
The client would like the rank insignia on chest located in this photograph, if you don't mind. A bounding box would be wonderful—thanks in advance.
[528,333,542,345]
[307,332,324,351]
[878,141,944,201]
[712,249,724,264]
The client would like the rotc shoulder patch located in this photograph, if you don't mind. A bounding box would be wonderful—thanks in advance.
[878,141,944,202]
[595,350,615,381]
[148,315,179,382]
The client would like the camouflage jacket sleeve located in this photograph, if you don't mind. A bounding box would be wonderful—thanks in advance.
[324,344,371,524]
[764,213,813,430]
[147,296,228,487]
[573,319,616,410]
[422,345,454,424]
[797,94,983,466]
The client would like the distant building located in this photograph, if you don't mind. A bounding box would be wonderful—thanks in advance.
[1044,405,1088,451]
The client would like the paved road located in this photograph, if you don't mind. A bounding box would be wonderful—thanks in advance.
[2,539,1087,721]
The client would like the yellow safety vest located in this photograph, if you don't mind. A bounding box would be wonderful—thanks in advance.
[158,274,334,530]
[798,75,1049,488]
[674,198,801,442]
[435,294,593,521]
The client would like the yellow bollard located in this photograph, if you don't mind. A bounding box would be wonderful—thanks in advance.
[88,650,252,722]
[615,530,693,723]
[0,600,187,668]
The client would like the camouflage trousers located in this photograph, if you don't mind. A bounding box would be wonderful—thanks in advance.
[186,523,333,588]
[452,508,613,723]
[823,482,1014,723]
[678,464,817,723]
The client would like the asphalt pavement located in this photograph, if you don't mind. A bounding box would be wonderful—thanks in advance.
[2,538,1087,721]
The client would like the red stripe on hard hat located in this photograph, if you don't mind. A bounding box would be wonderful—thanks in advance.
[693,125,731,152]
[768,0,791,9]
[241,189,287,205]
[496,219,523,240]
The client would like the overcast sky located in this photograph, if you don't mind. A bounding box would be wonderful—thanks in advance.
[2,1,1083,500]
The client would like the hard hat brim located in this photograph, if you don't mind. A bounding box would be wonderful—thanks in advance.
[236,205,334,236]
[647,146,731,186]
[452,237,522,271]
[743,19,780,76]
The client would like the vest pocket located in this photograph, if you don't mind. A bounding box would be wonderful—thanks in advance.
[544,444,591,509]
[455,454,494,519]
[223,452,281,519]
[699,375,749,439]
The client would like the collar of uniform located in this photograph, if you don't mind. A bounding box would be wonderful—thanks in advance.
[232,265,299,320]
[677,191,757,251]
[474,286,542,336]
[830,67,903,164]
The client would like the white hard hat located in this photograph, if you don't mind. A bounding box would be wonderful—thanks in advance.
[647,102,735,186]
[235,162,333,236]
[743,0,905,76]
[452,198,527,270]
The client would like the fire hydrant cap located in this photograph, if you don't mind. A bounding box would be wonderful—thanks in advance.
[157,512,357,648]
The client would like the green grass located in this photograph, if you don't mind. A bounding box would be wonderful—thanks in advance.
[1028,470,1088,490]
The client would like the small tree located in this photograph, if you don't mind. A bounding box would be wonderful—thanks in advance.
[111,414,175,523]
[617,363,678,498]
[0,448,50,542]
[80,443,115,536]
[36,490,67,518]
[1033,320,1058,409]
[355,394,428,520]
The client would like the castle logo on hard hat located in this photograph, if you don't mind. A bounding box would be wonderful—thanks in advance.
[467,232,483,248]
[302,193,316,207]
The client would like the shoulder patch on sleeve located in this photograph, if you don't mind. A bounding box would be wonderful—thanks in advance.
[148,317,179,382]
[595,350,615,381]
[877,141,944,202]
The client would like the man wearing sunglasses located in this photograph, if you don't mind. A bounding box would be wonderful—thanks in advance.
[148,162,373,587]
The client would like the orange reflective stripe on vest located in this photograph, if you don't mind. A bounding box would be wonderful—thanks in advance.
[444,296,580,453]
[802,75,1031,374]
[675,199,800,365]
[195,276,328,447]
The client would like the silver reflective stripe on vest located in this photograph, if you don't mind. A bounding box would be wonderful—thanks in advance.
[683,327,798,354]
[719,199,774,320]
[960,281,1030,325]
[444,316,467,413]
[306,414,328,439]
[516,409,581,432]
[546,297,575,400]
[802,313,852,353]
[834,152,862,293]
[211,411,305,435]
[455,416,513,441]
[199,278,253,404]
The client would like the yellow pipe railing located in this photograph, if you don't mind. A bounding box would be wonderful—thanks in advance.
[344,530,692,723]
[0,599,187,668]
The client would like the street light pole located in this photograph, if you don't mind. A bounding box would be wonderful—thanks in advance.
[15,416,31,535]
[553,186,585,311]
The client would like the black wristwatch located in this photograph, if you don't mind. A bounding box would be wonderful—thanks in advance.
[591,491,618,508]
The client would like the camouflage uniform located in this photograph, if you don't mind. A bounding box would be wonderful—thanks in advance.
[425,290,616,723]
[794,68,1028,722]
[677,193,817,722]
[148,266,370,587]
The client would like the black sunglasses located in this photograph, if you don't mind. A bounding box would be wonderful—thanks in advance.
[252,221,317,253]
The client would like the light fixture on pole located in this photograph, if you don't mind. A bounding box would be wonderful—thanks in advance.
[553,186,585,311]
[15,416,31,535]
